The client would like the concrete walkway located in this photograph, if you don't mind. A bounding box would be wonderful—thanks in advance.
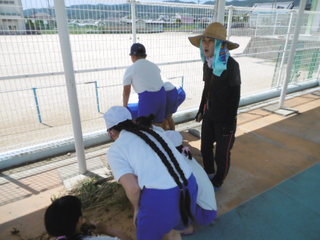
[0,90,319,240]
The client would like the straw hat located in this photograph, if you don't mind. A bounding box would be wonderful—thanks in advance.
[188,22,239,50]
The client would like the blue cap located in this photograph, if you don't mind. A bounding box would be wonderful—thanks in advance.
[129,43,147,57]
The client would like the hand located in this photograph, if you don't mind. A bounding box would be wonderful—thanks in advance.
[195,112,203,122]
[182,146,192,160]
[80,220,96,236]
[133,208,139,228]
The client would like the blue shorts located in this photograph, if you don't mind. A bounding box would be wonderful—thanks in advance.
[128,87,186,121]
[138,87,166,123]
[127,103,138,120]
[194,206,217,226]
[137,174,198,240]
[165,88,179,117]
[177,87,186,107]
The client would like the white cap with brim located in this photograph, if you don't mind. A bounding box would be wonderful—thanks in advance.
[164,130,183,147]
[104,106,132,130]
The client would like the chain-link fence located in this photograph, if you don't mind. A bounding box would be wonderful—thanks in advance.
[0,0,319,156]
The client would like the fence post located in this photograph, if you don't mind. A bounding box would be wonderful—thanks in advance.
[131,0,137,43]
[94,81,101,113]
[32,87,42,123]
[273,12,278,36]
[317,65,320,86]
[54,0,87,174]
[226,6,233,40]
[254,14,259,37]
[181,76,184,89]
[276,11,294,88]
[214,0,226,24]
[278,0,307,108]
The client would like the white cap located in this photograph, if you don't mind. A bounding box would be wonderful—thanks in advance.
[103,106,132,130]
[163,81,176,91]
[164,130,183,147]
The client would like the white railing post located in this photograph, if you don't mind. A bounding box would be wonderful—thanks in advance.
[226,6,233,40]
[254,14,259,37]
[317,63,320,86]
[276,11,294,88]
[273,11,278,36]
[131,0,137,43]
[278,0,308,108]
[54,0,87,174]
[214,0,226,24]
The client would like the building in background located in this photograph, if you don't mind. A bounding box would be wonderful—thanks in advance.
[0,0,25,34]
[252,1,294,10]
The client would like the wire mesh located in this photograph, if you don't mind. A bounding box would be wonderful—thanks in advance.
[0,0,319,156]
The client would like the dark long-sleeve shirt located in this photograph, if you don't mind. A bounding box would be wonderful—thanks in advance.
[198,56,241,126]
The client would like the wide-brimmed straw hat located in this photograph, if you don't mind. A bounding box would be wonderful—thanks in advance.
[188,22,239,50]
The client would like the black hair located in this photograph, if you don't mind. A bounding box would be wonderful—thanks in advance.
[135,114,154,128]
[44,195,83,240]
[111,120,193,226]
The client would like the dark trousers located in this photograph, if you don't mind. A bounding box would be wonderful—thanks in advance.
[201,113,236,187]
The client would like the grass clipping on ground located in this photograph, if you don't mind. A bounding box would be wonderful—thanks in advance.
[70,177,130,212]
[70,176,135,238]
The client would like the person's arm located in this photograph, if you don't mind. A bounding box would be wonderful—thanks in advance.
[123,85,131,107]
[196,85,206,122]
[225,85,240,125]
[119,173,140,227]
[225,59,241,131]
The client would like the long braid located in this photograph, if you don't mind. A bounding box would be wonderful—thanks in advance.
[141,127,188,186]
[125,127,183,189]
[124,126,191,225]
[140,127,194,223]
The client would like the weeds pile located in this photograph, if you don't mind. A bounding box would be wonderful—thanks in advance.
[69,177,131,211]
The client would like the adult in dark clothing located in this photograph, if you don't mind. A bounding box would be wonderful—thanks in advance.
[188,22,241,189]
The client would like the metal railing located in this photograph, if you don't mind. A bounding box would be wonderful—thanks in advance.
[0,0,319,170]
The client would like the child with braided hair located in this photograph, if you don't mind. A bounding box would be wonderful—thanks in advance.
[104,106,198,240]
[133,115,217,235]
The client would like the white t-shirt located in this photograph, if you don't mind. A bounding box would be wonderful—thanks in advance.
[107,130,192,189]
[83,236,119,240]
[123,59,164,94]
[183,156,217,211]
[152,125,165,133]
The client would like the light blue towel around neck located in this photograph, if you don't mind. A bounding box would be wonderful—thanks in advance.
[200,39,230,77]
